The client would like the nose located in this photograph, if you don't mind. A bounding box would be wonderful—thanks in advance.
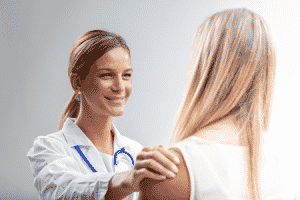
[111,75,125,92]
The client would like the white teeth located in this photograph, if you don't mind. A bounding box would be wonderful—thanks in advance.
[106,97,124,101]
[112,98,124,102]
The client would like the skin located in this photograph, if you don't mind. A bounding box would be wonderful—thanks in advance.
[139,148,190,200]
[71,46,133,155]
[139,118,249,199]
[69,47,180,199]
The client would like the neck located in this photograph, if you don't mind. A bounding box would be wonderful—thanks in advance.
[75,102,114,152]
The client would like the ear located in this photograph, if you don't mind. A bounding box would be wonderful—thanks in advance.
[70,73,82,92]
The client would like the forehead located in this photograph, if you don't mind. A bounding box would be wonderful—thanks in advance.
[92,47,131,71]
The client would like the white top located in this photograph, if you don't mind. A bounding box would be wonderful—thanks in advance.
[27,118,143,200]
[171,136,294,200]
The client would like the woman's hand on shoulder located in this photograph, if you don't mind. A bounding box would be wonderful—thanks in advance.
[126,144,180,192]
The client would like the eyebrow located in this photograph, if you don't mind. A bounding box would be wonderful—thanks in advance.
[98,68,133,72]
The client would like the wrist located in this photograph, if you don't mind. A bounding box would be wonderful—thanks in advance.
[105,171,134,200]
[123,170,136,192]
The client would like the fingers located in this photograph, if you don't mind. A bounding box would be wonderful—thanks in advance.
[143,145,180,165]
[134,159,176,178]
[141,145,180,172]
[136,168,167,181]
[127,167,166,192]
[158,145,180,165]
[136,151,178,175]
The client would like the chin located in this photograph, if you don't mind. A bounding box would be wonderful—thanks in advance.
[109,108,125,117]
[112,112,124,117]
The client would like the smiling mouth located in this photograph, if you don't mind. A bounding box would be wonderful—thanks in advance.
[105,97,124,100]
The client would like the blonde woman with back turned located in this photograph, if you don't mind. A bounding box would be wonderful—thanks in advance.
[139,8,294,200]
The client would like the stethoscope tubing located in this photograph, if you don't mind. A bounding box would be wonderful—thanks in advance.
[74,145,134,173]
[114,147,134,166]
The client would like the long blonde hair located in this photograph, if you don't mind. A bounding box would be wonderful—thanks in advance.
[58,30,130,130]
[168,8,276,200]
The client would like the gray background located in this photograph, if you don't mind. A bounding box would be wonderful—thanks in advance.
[1,0,299,199]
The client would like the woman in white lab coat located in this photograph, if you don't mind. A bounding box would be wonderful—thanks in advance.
[27,30,180,200]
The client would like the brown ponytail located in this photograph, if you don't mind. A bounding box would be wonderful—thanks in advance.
[58,29,130,130]
[58,94,81,130]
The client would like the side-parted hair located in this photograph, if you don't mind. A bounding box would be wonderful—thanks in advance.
[168,8,276,200]
[58,30,130,130]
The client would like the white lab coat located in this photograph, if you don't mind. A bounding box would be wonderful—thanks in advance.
[27,118,144,200]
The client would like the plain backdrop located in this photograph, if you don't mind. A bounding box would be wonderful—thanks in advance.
[1,0,299,199]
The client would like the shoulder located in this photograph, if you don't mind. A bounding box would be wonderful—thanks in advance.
[28,130,67,154]
[34,130,66,144]
[139,147,190,200]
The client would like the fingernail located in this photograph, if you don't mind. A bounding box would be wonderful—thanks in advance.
[169,171,176,178]
[172,165,178,173]
[175,157,180,164]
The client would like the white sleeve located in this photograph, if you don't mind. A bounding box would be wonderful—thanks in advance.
[27,136,117,200]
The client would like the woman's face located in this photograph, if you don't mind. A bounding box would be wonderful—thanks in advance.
[80,47,132,117]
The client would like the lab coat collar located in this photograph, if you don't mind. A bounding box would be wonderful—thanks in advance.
[62,118,132,152]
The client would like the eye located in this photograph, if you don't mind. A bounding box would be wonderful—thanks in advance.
[123,73,132,78]
[99,73,112,78]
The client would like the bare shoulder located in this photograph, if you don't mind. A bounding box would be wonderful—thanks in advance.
[139,148,190,200]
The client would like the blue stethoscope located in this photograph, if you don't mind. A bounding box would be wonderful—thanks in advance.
[74,145,134,172]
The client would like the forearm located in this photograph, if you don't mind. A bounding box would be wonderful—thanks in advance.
[105,171,135,200]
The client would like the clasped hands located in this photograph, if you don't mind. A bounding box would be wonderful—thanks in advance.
[127,144,180,192]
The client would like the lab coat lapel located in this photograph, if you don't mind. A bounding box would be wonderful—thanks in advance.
[84,145,109,173]
[112,125,135,172]
[62,118,137,173]
[62,118,108,173]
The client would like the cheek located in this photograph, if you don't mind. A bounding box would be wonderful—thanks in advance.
[126,82,133,97]
[84,79,108,97]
